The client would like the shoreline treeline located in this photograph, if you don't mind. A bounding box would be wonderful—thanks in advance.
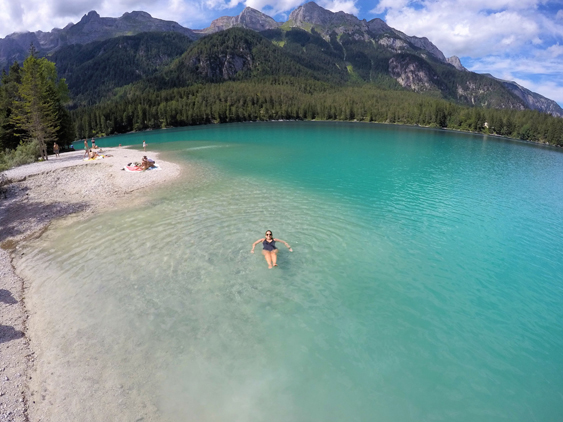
[72,79,563,146]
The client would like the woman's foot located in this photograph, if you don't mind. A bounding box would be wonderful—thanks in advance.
[273,264,278,267]
[268,265,273,269]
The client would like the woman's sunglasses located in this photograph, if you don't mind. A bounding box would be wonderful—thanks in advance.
[266,233,272,236]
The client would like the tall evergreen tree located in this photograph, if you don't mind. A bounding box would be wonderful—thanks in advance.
[0,62,23,151]
[10,49,68,160]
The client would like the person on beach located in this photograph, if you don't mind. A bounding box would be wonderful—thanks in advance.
[91,138,97,149]
[53,142,59,157]
[88,149,99,160]
[251,231,292,269]
[140,156,155,170]
[83,139,89,157]
[143,140,146,152]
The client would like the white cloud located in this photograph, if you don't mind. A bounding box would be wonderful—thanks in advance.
[556,9,563,20]
[318,0,358,15]
[204,0,240,10]
[370,0,407,15]
[149,0,213,28]
[546,43,563,58]
[373,0,540,15]
[468,51,563,78]
[538,12,563,38]
[0,0,24,27]
[51,0,102,15]
[381,4,540,57]
[244,0,303,15]
[0,0,222,37]
[0,0,83,34]
[208,0,358,18]
[514,78,563,107]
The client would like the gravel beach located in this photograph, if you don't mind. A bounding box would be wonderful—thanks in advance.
[0,147,181,421]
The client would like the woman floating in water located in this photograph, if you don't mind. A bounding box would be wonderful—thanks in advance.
[251,230,292,269]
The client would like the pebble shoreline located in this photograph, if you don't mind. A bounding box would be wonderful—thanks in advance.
[0,147,181,421]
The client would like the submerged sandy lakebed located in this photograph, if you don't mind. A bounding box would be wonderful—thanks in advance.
[0,147,182,421]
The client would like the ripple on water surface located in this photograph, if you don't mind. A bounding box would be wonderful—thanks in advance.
[19,122,563,422]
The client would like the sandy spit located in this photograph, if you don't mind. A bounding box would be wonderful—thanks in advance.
[0,147,182,421]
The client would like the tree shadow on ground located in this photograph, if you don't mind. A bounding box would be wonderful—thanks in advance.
[0,325,24,344]
[0,289,18,304]
[0,198,88,244]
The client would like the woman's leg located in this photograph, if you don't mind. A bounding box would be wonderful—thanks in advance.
[272,249,278,267]
[263,251,273,269]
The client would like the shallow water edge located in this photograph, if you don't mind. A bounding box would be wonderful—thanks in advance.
[2,147,188,422]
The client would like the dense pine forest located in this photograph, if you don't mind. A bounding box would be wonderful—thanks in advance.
[72,79,563,146]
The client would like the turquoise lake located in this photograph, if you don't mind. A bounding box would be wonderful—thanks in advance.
[20,122,563,421]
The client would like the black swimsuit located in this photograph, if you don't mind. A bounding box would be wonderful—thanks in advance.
[263,239,277,251]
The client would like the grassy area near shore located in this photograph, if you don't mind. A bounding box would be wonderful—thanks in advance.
[0,140,40,171]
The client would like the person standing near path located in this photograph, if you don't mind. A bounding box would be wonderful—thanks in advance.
[251,230,293,269]
[83,139,89,157]
[92,138,97,149]
[143,140,146,152]
[53,142,59,157]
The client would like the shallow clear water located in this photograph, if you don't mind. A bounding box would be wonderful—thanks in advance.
[22,122,563,421]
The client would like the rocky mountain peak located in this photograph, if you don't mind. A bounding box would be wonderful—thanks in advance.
[366,18,391,35]
[401,34,446,62]
[240,7,261,18]
[0,9,198,69]
[287,2,446,63]
[238,7,280,30]
[124,11,152,18]
[447,56,466,71]
[289,2,335,26]
[288,2,360,28]
[81,11,101,23]
[197,7,280,34]
[483,74,563,117]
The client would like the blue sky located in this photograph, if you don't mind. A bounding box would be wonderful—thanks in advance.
[1,0,562,107]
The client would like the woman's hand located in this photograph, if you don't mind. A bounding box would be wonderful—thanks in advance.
[250,249,255,253]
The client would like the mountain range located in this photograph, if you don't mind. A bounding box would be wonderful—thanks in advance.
[0,10,197,66]
[1,2,561,117]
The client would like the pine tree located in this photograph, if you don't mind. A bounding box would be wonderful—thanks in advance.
[0,62,24,150]
[11,48,68,160]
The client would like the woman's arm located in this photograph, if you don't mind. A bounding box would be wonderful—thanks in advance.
[250,238,265,253]
[274,239,293,252]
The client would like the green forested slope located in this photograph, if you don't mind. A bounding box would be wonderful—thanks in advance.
[2,27,562,150]
[50,27,528,110]
[67,28,562,145]
[49,32,194,106]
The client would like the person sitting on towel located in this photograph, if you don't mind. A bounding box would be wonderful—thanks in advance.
[141,156,155,170]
